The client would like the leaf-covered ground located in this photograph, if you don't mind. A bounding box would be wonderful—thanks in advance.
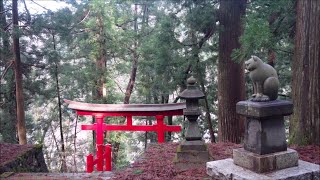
[0,143,34,165]
[1,143,319,179]
[112,142,320,180]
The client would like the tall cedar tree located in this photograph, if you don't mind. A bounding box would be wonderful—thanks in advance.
[124,4,139,104]
[52,33,67,172]
[290,0,320,145]
[1,0,16,143]
[217,0,246,143]
[12,0,27,144]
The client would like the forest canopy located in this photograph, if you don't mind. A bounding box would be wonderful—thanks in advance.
[0,0,319,172]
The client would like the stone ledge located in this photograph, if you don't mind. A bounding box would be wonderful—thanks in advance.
[179,140,207,151]
[206,158,320,180]
[233,148,298,173]
[176,151,210,162]
[236,100,293,118]
[174,162,206,171]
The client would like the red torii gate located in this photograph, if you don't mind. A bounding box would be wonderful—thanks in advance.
[64,99,185,172]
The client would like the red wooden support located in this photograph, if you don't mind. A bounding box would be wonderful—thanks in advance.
[127,116,132,128]
[86,154,94,173]
[95,115,104,145]
[105,144,112,171]
[156,115,165,143]
[96,144,104,171]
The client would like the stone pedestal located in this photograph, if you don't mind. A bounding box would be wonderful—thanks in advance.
[233,100,299,173]
[236,100,293,155]
[206,100,320,179]
[174,140,210,170]
[233,148,298,173]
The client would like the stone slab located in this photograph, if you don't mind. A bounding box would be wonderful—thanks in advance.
[176,151,210,162]
[206,159,320,180]
[179,140,207,151]
[174,162,206,171]
[236,100,293,118]
[233,148,298,173]
[174,141,210,170]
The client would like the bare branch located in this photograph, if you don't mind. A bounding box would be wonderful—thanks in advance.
[22,0,31,24]
[0,60,14,82]
[76,9,90,26]
[0,9,11,14]
[30,0,51,12]
[3,21,12,31]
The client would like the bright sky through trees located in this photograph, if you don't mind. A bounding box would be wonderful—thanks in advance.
[24,0,69,14]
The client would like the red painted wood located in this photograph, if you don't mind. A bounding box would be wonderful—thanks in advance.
[127,116,132,127]
[65,100,185,173]
[96,145,104,171]
[95,115,104,145]
[105,144,112,171]
[76,110,183,116]
[86,154,94,173]
[156,115,165,143]
[82,124,181,132]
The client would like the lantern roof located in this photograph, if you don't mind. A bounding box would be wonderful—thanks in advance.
[179,76,205,99]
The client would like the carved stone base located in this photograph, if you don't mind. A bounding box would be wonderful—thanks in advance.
[233,148,298,173]
[174,140,210,170]
[236,100,293,155]
[207,159,320,180]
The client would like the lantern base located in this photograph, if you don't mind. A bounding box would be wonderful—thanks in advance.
[174,140,210,170]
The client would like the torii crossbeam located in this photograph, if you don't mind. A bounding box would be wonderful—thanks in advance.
[65,99,186,172]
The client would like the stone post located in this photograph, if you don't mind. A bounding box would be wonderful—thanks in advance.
[233,100,299,173]
[174,76,210,170]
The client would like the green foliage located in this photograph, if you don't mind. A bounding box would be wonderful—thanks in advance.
[233,18,272,61]
[0,0,301,172]
[233,0,295,58]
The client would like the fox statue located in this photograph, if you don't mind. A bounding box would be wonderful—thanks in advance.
[245,56,279,101]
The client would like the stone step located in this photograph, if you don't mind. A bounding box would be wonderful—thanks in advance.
[179,140,207,151]
[175,151,210,162]
[207,158,320,180]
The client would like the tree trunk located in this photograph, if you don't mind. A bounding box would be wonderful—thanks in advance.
[52,33,67,172]
[290,0,320,145]
[200,81,216,143]
[123,50,138,104]
[189,28,216,143]
[124,4,139,104]
[217,0,246,143]
[12,0,27,145]
[91,14,107,151]
[94,15,107,101]
[0,0,17,143]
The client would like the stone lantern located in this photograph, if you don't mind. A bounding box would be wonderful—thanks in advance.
[174,76,209,170]
[178,76,204,141]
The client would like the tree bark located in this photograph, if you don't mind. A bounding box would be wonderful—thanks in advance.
[124,49,138,104]
[217,0,246,143]
[290,0,320,145]
[124,4,139,104]
[94,15,107,101]
[52,33,67,172]
[1,0,17,143]
[12,0,27,145]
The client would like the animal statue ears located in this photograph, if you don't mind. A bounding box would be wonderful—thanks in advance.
[252,55,257,61]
